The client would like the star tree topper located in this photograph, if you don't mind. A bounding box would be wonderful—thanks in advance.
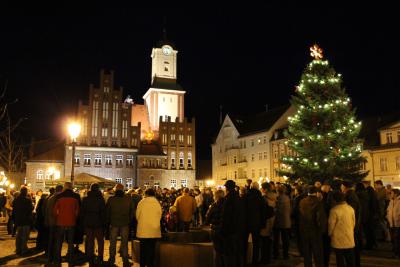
[310,44,323,59]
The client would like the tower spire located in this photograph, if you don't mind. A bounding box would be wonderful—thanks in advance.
[219,105,223,125]
[162,16,167,42]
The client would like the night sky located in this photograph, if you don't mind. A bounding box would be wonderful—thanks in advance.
[1,7,399,159]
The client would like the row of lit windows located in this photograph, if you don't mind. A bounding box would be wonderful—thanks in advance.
[251,152,268,162]
[142,179,188,189]
[170,152,192,168]
[141,158,166,168]
[220,152,268,166]
[240,136,267,149]
[218,168,268,180]
[161,134,192,146]
[385,131,400,144]
[379,156,400,172]
[169,179,187,188]
[161,125,192,132]
[218,136,268,153]
[75,154,133,167]
[108,177,133,189]
[36,169,61,180]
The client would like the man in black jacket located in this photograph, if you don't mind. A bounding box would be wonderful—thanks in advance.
[13,186,34,255]
[221,180,246,267]
[81,183,106,266]
[244,182,265,266]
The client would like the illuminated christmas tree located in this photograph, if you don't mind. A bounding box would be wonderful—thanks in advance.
[281,45,368,185]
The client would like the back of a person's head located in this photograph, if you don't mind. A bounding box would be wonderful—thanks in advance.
[49,187,55,195]
[224,180,236,192]
[374,180,383,186]
[332,191,345,203]
[239,186,247,196]
[392,189,400,197]
[64,182,72,190]
[277,185,286,195]
[321,184,331,193]
[331,179,343,191]
[20,186,28,197]
[365,186,374,194]
[246,179,252,185]
[342,181,354,189]
[55,184,63,193]
[261,182,271,192]
[90,183,100,192]
[355,183,365,192]
[145,188,156,197]
[214,189,225,202]
[183,187,190,194]
[114,183,124,192]
[250,181,260,190]
[308,185,318,195]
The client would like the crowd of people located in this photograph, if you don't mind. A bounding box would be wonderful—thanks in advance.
[203,178,399,267]
[0,177,399,267]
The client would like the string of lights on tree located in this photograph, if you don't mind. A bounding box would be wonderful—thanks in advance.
[280,44,368,184]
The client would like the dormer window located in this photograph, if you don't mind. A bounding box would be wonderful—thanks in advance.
[386,132,393,144]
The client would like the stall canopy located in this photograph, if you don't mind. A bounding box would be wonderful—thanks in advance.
[74,172,116,187]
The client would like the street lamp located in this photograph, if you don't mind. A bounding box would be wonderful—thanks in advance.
[68,122,81,186]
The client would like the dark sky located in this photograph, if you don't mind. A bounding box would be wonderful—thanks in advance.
[1,7,399,159]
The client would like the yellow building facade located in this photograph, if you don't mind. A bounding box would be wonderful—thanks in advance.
[362,120,400,187]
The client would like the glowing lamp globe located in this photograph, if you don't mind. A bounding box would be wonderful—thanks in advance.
[68,123,81,140]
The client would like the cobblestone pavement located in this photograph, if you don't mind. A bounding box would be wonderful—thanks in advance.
[0,223,399,266]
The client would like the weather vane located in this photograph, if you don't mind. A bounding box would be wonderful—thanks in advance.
[310,44,323,60]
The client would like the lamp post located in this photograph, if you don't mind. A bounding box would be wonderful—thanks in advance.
[68,122,81,186]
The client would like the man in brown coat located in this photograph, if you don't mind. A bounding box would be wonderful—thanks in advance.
[174,188,196,232]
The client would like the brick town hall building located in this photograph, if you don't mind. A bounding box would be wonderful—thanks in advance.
[25,41,196,191]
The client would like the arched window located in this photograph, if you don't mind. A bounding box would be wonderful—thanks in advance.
[37,170,44,180]
[188,152,192,168]
[179,152,184,169]
[171,152,176,168]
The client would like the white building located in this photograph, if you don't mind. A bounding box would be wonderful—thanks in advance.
[212,105,295,186]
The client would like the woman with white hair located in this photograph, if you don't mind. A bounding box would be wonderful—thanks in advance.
[136,188,162,267]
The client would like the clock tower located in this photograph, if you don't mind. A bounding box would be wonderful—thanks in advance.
[151,44,177,82]
[144,43,185,132]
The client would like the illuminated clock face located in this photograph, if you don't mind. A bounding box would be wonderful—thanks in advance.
[162,46,172,55]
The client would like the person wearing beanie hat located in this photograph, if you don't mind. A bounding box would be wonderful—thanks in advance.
[224,180,236,191]
[221,180,246,266]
